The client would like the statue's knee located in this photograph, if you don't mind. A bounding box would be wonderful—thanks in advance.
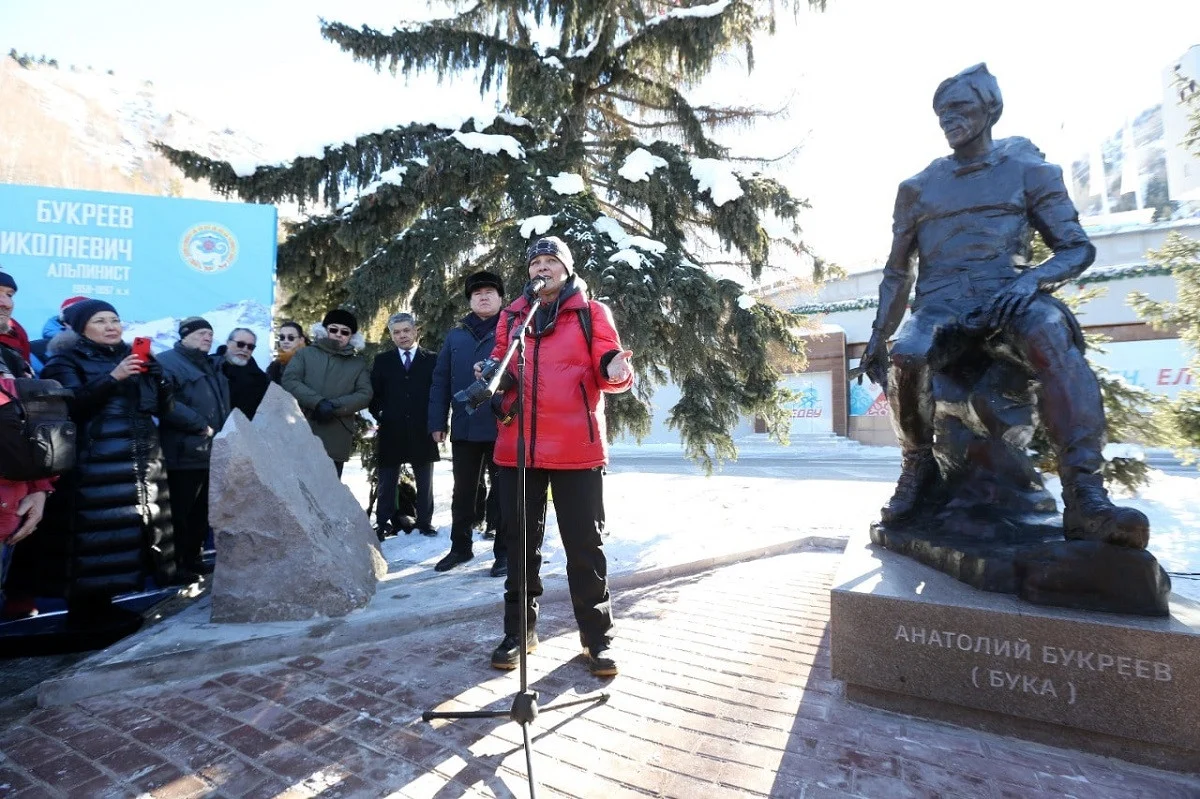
[889,350,927,373]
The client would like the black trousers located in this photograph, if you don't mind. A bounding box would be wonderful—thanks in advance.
[449,441,505,559]
[167,468,209,567]
[497,465,612,649]
[377,462,434,529]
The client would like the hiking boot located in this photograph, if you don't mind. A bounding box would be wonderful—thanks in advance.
[583,643,618,677]
[490,556,508,578]
[880,450,938,523]
[490,632,538,670]
[374,521,395,541]
[434,550,473,572]
[1062,474,1149,548]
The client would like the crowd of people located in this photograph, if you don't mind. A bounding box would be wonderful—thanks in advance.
[0,236,633,676]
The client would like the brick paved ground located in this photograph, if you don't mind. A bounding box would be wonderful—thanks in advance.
[2,551,1198,798]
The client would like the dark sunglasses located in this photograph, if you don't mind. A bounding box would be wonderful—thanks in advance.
[231,340,256,351]
[327,326,353,336]
[276,333,298,342]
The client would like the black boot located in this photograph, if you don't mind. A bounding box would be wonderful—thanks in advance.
[1062,472,1149,548]
[490,631,538,670]
[880,449,938,523]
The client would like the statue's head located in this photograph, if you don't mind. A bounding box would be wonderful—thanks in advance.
[932,63,1003,151]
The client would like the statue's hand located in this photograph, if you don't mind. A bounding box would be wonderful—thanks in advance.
[854,332,889,390]
[987,273,1041,328]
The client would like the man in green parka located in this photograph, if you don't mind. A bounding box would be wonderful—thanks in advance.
[281,309,372,477]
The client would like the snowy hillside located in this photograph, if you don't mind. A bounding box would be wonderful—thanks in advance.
[124,300,274,368]
[0,55,270,200]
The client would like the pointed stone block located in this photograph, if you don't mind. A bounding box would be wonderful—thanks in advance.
[208,384,387,622]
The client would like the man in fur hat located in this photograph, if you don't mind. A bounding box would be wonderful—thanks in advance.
[281,309,372,478]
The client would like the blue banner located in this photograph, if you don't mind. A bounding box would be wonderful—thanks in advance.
[0,185,276,365]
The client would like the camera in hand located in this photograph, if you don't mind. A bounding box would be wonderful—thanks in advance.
[455,357,501,411]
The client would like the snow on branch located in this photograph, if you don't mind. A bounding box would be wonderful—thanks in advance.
[450,130,525,158]
[548,172,587,195]
[619,148,669,182]
[594,214,668,270]
[519,215,556,239]
[690,158,744,206]
[339,165,408,210]
[648,0,733,26]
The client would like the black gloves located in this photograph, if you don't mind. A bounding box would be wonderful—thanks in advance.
[313,399,337,422]
[143,358,163,379]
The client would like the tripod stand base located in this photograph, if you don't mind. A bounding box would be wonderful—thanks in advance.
[422,689,609,723]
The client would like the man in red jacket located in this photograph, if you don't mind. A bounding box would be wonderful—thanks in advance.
[0,269,51,619]
[487,237,633,677]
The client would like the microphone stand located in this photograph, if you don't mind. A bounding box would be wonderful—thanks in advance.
[422,289,609,799]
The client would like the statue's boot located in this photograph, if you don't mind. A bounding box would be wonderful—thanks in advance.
[880,449,938,523]
[1061,471,1149,549]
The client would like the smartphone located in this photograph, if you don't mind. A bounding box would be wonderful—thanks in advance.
[131,337,152,371]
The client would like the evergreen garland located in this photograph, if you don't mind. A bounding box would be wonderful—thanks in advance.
[158,0,825,469]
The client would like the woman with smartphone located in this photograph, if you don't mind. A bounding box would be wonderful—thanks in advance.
[23,298,183,628]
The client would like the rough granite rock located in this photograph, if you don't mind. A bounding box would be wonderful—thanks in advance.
[207,384,387,622]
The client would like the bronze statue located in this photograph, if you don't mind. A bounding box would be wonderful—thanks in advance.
[857,64,1168,615]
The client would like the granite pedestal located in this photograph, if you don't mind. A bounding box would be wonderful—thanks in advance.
[831,528,1200,772]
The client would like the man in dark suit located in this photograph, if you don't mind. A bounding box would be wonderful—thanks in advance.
[370,312,440,538]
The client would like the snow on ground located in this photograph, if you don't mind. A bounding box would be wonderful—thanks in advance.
[1044,472,1200,601]
[342,449,1200,605]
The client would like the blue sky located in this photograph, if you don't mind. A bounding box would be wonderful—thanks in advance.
[3,0,1200,270]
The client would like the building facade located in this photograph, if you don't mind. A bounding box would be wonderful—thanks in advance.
[760,219,1200,446]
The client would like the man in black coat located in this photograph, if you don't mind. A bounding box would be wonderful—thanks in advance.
[157,316,230,577]
[429,270,507,574]
[370,312,440,538]
[216,328,270,419]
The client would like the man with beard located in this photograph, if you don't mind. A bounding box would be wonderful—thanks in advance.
[217,328,270,419]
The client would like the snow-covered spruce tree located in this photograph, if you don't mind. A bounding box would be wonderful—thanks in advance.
[158,1,824,470]
[1130,232,1200,465]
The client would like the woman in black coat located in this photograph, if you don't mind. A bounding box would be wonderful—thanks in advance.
[30,300,179,615]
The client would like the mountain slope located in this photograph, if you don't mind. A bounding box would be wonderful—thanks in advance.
[0,55,269,200]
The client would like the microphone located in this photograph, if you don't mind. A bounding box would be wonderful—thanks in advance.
[525,276,548,297]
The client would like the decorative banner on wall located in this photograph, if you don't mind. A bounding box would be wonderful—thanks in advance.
[783,371,833,434]
[0,184,276,366]
[1087,338,1195,400]
[848,358,890,417]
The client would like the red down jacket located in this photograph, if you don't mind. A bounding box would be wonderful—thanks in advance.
[491,281,632,470]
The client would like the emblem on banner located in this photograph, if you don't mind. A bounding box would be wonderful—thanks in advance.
[180,224,238,273]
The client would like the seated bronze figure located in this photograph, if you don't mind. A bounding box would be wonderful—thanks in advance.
[856,64,1169,616]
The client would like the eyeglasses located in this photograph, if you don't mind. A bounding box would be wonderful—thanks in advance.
[276,334,298,342]
[231,340,256,351]
[327,326,352,336]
